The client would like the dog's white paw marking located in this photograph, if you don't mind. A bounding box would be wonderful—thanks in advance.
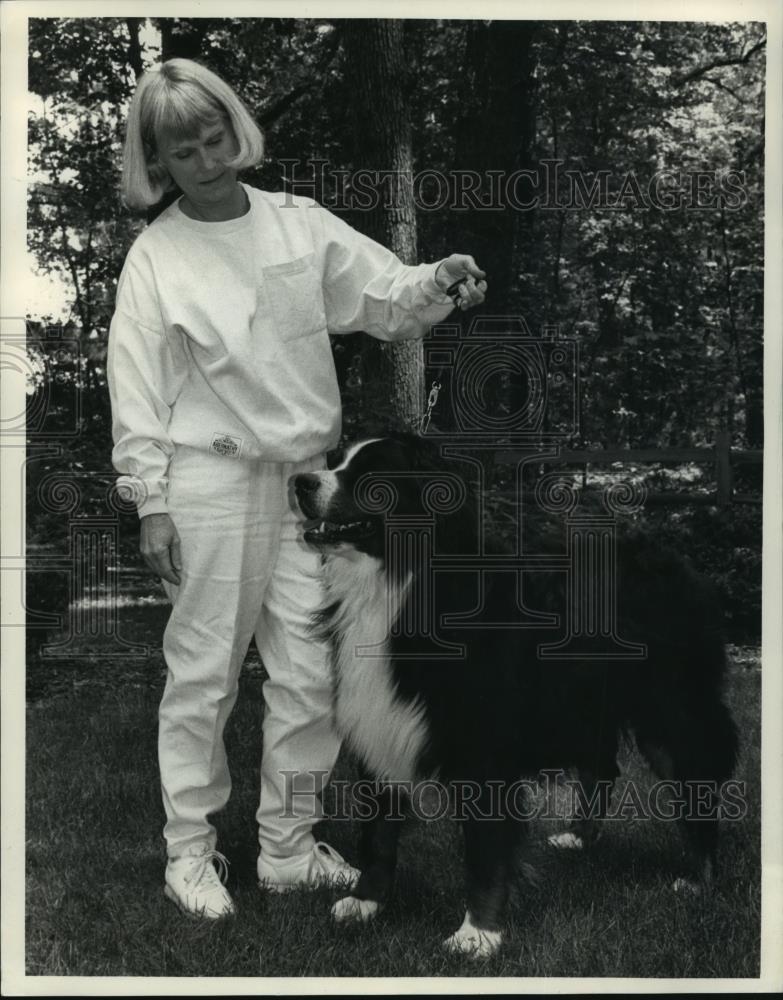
[672,877,702,896]
[547,831,584,850]
[443,911,503,959]
[331,895,380,923]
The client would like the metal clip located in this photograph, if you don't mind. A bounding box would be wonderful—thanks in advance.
[419,380,442,436]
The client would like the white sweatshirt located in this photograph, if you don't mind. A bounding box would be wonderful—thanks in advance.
[107,184,455,517]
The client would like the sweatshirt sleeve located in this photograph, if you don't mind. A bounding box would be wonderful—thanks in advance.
[106,250,187,518]
[309,202,457,341]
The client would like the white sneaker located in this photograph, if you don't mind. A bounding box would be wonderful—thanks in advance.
[258,841,360,894]
[164,847,235,919]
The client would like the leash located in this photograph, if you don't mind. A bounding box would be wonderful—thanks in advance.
[418,277,474,436]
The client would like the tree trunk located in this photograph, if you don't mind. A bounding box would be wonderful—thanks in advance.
[446,21,538,444]
[157,18,211,62]
[125,18,144,80]
[158,18,174,61]
[449,20,537,314]
[341,19,423,431]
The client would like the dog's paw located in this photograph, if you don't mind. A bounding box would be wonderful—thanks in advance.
[672,877,702,896]
[331,895,380,924]
[547,831,584,850]
[443,912,503,959]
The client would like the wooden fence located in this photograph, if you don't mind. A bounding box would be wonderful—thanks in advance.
[496,431,763,507]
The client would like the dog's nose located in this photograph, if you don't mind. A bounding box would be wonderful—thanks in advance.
[295,473,320,495]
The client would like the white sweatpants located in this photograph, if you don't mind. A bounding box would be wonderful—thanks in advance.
[158,444,339,860]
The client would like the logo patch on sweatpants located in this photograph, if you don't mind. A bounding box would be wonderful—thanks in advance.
[210,433,243,458]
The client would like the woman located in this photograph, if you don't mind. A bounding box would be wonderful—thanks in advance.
[107,57,486,920]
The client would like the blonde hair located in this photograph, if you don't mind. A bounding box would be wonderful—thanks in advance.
[121,58,264,209]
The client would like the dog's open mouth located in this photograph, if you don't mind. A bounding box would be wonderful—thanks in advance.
[303,518,375,547]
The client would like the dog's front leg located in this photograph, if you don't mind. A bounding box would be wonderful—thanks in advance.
[332,778,406,925]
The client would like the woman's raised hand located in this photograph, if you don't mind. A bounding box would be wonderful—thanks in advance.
[435,254,488,310]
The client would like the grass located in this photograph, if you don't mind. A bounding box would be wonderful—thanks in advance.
[24,654,761,980]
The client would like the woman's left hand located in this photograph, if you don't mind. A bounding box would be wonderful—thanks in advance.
[435,254,488,310]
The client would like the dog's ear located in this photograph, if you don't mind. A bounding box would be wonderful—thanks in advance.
[359,424,442,468]
[362,420,404,441]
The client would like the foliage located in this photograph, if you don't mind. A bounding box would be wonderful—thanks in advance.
[519,21,765,449]
[28,19,143,336]
[27,17,765,446]
[25,17,765,636]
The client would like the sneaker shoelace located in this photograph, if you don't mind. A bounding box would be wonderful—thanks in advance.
[313,841,352,875]
[185,849,230,892]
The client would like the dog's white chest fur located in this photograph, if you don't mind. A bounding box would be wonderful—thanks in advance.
[323,554,428,783]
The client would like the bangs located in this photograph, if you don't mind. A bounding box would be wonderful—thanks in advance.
[143,79,225,148]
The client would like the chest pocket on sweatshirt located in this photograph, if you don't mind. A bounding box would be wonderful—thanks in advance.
[262,254,326,343]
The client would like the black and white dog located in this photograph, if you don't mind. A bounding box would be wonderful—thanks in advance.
[293,433,738,958]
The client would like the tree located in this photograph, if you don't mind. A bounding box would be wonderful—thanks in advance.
[340,18,423,430]
[28,18,142,339]
[448,19,537,313]
[520,20,765,449]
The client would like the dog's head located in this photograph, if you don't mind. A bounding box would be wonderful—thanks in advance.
[293,433,470,559]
